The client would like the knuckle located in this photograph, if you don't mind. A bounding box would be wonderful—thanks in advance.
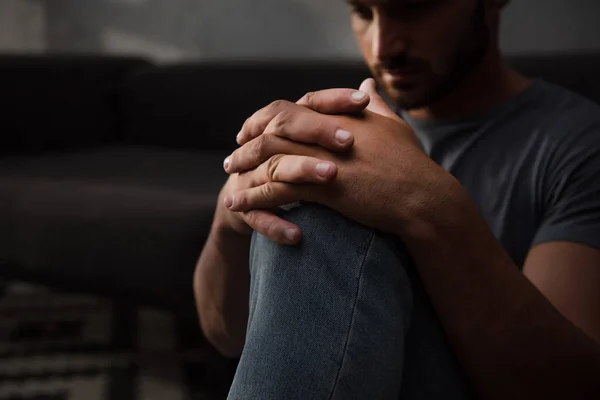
[265,218,280,239]
[314,119,331,138]
[244,210,263,229]
[236,192,249,209]
[268,99,289,114]
[251,134,268,162]
[301,91,316,107]
[241,210,254,226]
[266,155,284,181]
[245,211,274,237]
[264,111,288,135]
[273,112,289,131]
[260,182,275,199]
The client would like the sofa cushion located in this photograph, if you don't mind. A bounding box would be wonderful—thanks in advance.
[120,61,371,151]
[0,146,228,317]
[0,55,151,153]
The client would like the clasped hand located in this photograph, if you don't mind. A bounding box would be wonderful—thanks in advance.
[220,78,443,244]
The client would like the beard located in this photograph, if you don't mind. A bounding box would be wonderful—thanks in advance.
[380,1,490,111]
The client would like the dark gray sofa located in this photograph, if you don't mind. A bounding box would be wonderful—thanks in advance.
[1,53,599,322]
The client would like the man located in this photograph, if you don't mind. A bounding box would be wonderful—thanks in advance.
[194,0,600,398]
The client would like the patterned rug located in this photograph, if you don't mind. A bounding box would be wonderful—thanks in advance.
[0,281,235,400]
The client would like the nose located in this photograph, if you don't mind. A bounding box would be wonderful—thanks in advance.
[371,14,407,62]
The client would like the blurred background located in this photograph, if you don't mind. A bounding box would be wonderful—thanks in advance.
[2,0,600,61]
[1,1,600,399]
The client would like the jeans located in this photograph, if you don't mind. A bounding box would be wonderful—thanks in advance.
[228,204,473,399]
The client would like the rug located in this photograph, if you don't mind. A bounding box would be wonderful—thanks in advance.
[0,281,235,399]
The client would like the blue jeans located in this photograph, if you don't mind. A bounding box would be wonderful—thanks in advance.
[228,204,473,399]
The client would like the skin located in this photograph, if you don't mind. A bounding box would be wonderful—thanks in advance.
[194,89,371,357]
[195,0,600,396]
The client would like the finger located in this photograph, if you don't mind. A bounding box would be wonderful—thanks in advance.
[241,209,302,245]
[262,108,354,151]
[359,78,401,121]
[264,155,337,183]
[237,90,370,146]
[296,88,370,115]
[237,100,355,151]
[237,99,293,146]
[225,134,319,174]
[227,182,306,213]
[226,156,335,205]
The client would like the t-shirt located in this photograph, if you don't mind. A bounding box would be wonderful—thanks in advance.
[401,80,600,267]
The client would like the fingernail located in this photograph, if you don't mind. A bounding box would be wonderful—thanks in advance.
[223,157,231,171]
[236,132,242,143]
[316,162,332,178]
[224,196,233,208]
[335,129,352,144]
[351,91,367,102]
[284,228,298,242]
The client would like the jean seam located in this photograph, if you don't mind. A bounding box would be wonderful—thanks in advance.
[327,231,376,400]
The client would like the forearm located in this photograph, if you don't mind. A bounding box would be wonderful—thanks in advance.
[400,179,600,399]
[194,224,251,358]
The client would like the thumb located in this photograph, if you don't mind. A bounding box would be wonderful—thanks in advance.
[359,78,400,120]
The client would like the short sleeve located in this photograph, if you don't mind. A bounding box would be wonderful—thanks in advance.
[533,126,600,250]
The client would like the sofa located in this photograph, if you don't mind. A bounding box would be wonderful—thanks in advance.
[1,53,599,322]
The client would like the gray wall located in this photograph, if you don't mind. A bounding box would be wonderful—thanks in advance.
[1,0,599,60]
[43,0,359,61]
[501,0,600,54]
[0,0,46,52]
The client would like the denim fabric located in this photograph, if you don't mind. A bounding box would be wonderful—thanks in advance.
[228,204,472,399]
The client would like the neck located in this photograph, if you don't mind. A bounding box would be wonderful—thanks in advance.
[405,49,530,122]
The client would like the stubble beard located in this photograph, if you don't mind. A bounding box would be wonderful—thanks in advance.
[391,1,491,111]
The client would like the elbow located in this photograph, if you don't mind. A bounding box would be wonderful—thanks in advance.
[193,273,246,358]
[200,319,245,359]
[195,300,245,358]
[206,330,245,359]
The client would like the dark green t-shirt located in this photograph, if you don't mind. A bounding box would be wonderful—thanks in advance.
[402,80,600,266]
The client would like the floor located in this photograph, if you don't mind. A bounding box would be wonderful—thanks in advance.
[0,281,235,400]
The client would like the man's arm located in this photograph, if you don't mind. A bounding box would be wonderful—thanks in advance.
[525,242,600,342]
[194,179,254,358]
[396,121,600,398]
[194,224,251,358]
[195,158,336,357]
[398,180,600,400]
[221,86,600,396]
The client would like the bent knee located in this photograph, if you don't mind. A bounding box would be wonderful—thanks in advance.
[280,203,375,240]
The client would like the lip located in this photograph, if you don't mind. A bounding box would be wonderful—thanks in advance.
[382,68,422,84]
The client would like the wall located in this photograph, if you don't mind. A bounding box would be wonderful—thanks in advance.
[0,0,46,52]
[501,0,600,54]
[1,0,599,60]
[44,0,359,61]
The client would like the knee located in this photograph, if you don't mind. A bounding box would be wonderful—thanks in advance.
[279,203,375,243]
[250,204,376,271]
[247,202,414,346]
[249,203,412,301]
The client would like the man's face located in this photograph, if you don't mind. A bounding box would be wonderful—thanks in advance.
[349,0,492,110]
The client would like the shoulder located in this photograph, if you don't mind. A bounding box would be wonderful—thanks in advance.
[504,81,600,178]
[526,83,600,251]
[531,81,600,146]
